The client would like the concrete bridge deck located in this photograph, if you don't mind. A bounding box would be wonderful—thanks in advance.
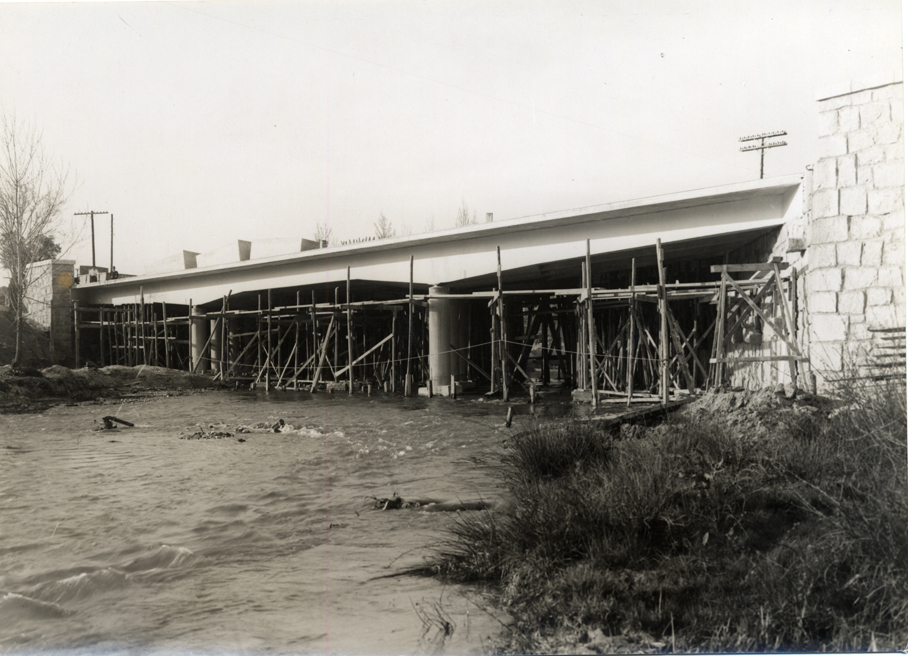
[72,175,804,310]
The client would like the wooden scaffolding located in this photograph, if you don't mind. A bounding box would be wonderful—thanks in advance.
[72,245,804,403]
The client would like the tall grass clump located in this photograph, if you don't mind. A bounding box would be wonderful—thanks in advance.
[430,421,615,583]
[430,379,908,652]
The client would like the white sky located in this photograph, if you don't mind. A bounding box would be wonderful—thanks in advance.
[0,0,903,276]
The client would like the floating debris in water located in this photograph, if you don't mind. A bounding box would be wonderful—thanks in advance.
[182,430,233,440]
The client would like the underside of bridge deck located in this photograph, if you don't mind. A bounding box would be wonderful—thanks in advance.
[71,222,803,404]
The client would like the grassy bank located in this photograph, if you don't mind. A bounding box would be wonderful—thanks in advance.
[429,381,908,653]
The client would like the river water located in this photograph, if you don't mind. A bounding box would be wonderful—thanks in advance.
[0,389,563,655]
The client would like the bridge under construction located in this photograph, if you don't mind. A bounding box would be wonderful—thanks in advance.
[70,175,809,405]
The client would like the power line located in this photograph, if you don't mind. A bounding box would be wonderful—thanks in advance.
[739,131,788,179]
[74,210,108,269]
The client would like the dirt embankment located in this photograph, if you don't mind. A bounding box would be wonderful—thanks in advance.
[0,364,222,413]
[678,385,837,432]
[0,307,55,369]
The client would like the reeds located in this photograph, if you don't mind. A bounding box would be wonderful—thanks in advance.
[429,379,908,652]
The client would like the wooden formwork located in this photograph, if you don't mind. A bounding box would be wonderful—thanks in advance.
[480,261,715,405]
[195,292,430,394]
[72,245,803,403]
[709,257,806,389]
[74,300,192,370]
[73,288,431,394]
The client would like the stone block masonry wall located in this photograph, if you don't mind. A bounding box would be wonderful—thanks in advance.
[809,79,905,382]
[26,258,75,366]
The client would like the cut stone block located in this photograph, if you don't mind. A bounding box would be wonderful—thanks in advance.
[882,239,906,265]
[858,145,886,167]
[850,215,882,239]
[786,237,807,253]
[837,154,857,187]
[808,267,843,292]
[889,98,904,128]
[837,105,861,132]
[847,129,875,153]
[810,341,844,372]
[866,305,902,329]
[811,314,848,342]
[869,188,903,214]
[877,266,904,287]
[840,187,867,215]
[813,157,837,190]
[848,321,871,343]
[811,216,848,242]
[883,209,905,231]
[811,292,838,313]
[843,267,878,290]
[813,189,840,219]
[873,160,905,188]
[838,291,866,315]
[861,240,883,267]
[812,244,837,268]
[875,121,903,146]
[859,101,890,126]
[836,241,862,267]
[885,143,905,161]
[867,287,893,306]
[819,134,848,159]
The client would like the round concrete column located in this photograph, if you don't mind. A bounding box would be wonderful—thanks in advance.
[428,286,453,388]
[190,307,210,372]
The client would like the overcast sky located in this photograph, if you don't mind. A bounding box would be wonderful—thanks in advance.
[0,0,903,276]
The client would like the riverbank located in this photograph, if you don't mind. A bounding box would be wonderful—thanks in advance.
[0,364,223,414]
[428,382,908,653]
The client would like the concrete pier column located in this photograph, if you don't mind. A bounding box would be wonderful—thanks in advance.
[190,306,210,372]
[428,286,453,388]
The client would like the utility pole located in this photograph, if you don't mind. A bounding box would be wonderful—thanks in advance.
[739,131,787,179]
[74,210,109,268]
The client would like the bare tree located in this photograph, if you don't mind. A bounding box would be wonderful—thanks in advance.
[424,214,436,233]
[0,116,70,368]
[313,222,333,246]
[454,198,477,228]
[374,212,395,239]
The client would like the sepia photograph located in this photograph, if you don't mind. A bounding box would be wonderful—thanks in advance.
[0,1,905,653]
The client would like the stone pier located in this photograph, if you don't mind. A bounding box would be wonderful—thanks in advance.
[808,76,905,383]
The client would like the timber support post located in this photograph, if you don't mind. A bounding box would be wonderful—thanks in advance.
[656,239,669,405]
[497,247,508,402]
[405,255,414,396]
[347,267,354,395]
[586,240,598,409]
[626,258,636,406]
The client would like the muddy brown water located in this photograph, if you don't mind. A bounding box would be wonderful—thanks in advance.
[0,389,583,654]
